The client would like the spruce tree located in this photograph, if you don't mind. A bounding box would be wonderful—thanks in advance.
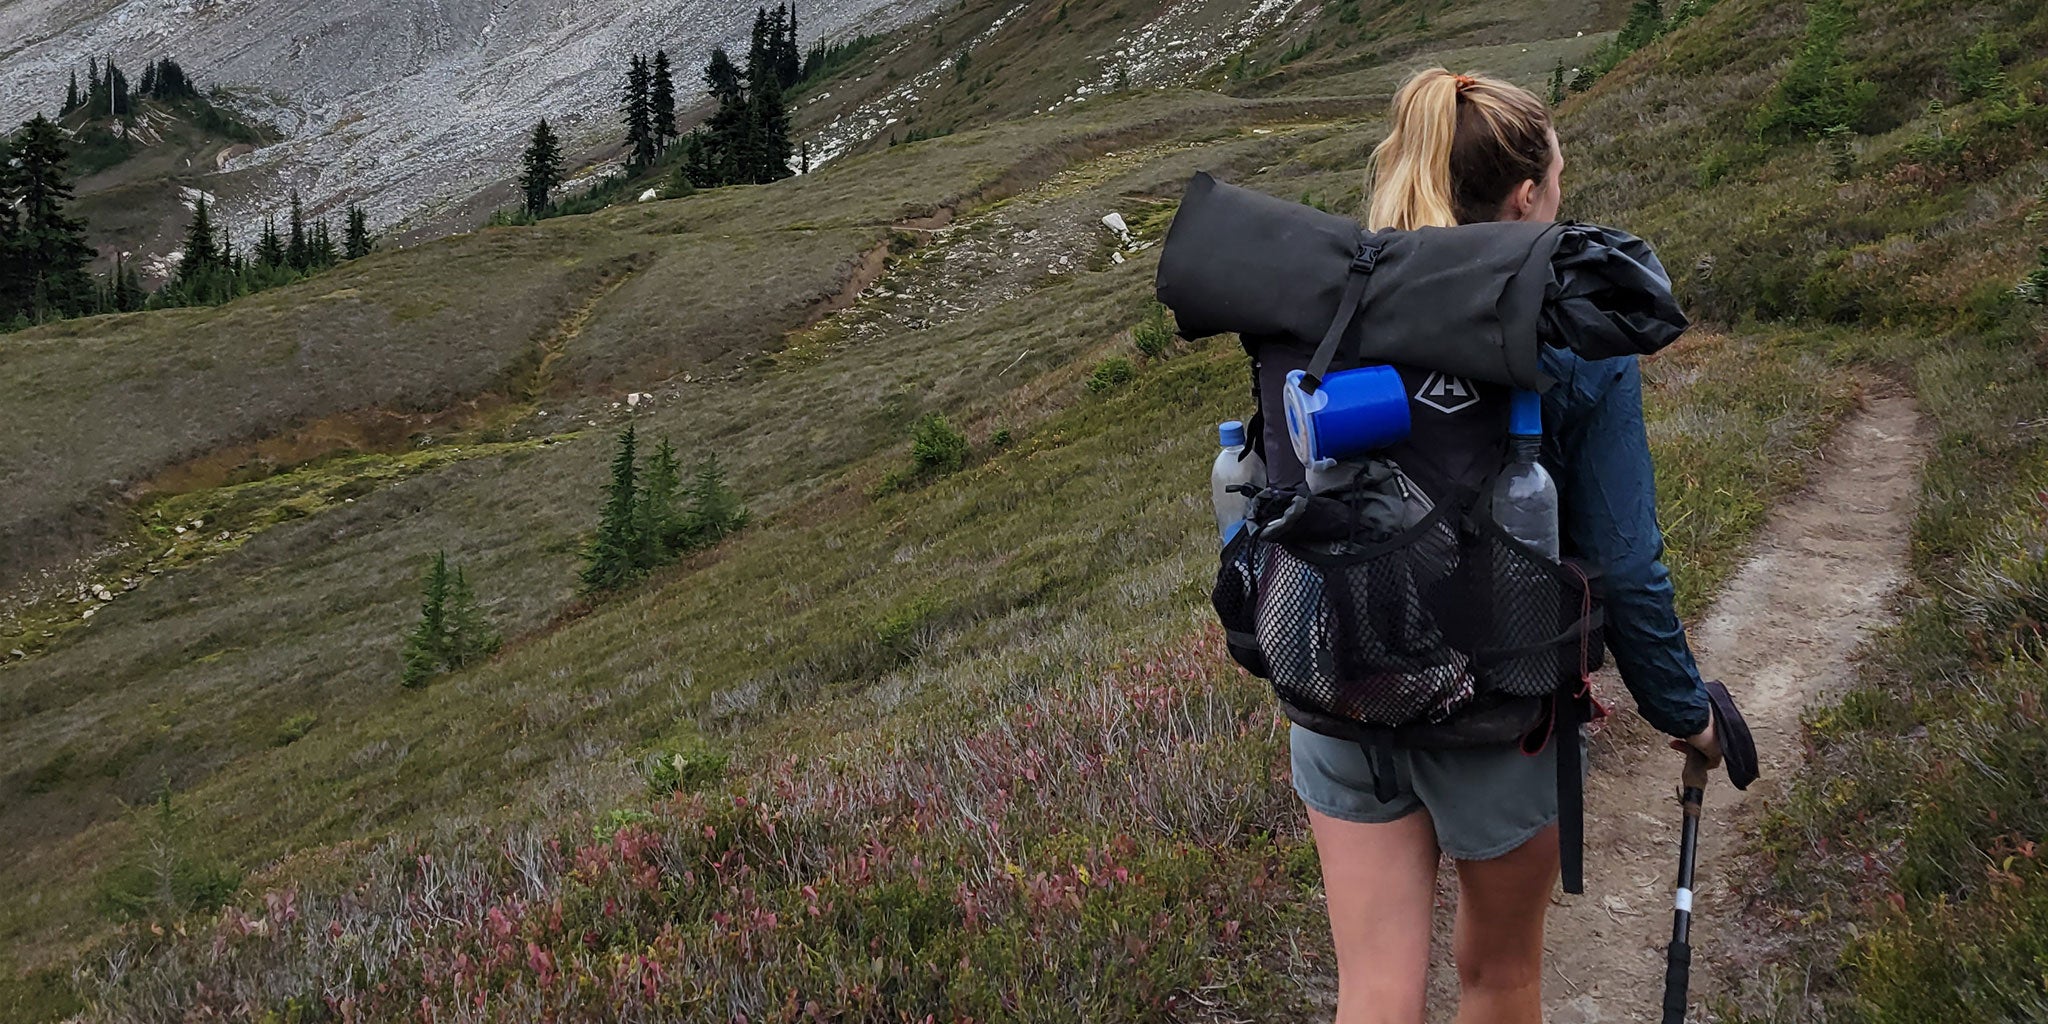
[581,425,643,592]
[701,49,749,186]
[1,117,96,321]
[443,567,501,668]
[652,51,679,146]
[777,3,803,90]
[286,192,308,269]
[66,71,80,114]
[520,119,563,217]
[344,206,372,259]
[140,61,157,98]
[400,552,452,688]
[635,436,684,563]
[1550,59,1566,105]
[254,214,286,268]
[624,54,656,168]
[747,58,794,183]
[255,214,286,267]
[683,453,750,547]
[180,195,218,275]
[312,218,338,267]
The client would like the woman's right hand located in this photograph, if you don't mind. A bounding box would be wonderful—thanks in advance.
[1668,716,1721,791]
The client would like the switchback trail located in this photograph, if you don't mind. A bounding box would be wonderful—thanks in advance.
[1420,391,1927,1022]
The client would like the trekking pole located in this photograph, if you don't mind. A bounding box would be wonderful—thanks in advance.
[1658,681,1759,1024]
[1660,748,1711,1024]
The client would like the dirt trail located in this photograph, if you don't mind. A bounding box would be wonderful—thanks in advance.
[1419,391,1926,1021]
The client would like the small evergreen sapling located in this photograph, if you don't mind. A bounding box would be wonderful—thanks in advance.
[581,426,644,592]
[400,551,499,687]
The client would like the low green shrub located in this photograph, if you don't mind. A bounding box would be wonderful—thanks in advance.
[1086,357,1136,394]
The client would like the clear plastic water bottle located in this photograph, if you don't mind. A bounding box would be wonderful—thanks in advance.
[1490,391,1559,559]
[1487,389,1562,694]
[1212,421,1266,543]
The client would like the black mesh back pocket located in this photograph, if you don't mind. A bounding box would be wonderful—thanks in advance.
[1211,530,1270,678]
[1255,512,1476,728]
[1468,524,1601,698]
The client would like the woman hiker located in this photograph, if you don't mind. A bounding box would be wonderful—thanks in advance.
[1283,68,1725,1024]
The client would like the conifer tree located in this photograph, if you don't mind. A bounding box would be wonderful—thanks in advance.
[443,566,501,668]
[624,54,656,168]
[520,119,563,217]
[255,214,286,268]
[180,195,218,274]
[1550,59,1566,105]
[700,49,749,185]
[312,218,338,267]
[0,117,96,322]
[401,552,452,687]
[88,58,103,102]
[651,50,679,147]
[399,552,499,686]
[747,55,794,183]
[581,426,643,592]
[777,3,803,90]
[344,206,373,259]
[66,71,80,114]
[635,436,684,564]
[140,61,157,98]
[286,192,308,269]
[682,453,750,547]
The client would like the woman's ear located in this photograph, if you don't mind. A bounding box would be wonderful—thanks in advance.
[1504,178,1540,221]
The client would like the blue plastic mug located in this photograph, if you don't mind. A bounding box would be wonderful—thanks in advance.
[1283,365,1412,466]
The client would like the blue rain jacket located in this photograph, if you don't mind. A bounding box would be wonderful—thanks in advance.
[1540,346,1711,738]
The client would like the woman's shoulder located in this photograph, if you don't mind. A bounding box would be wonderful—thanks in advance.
[1538,346,1640,415]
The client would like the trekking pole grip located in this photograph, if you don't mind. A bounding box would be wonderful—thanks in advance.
[1661,940,1691,1024]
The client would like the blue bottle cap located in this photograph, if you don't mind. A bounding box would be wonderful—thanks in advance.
[1219,420,1246,447]
[1509,389,1543,438]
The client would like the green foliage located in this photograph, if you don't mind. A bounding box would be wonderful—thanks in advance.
[909,413,969,476]
[1130,301,1175,358]
[520,119,564,217]
[1086,356,1137,394]
[95,785,241,922]
[1550,58,1566,106]
[1949,33,2008,103]
[0,116,97,325]
[989,427,1013,448]
[582,426,645,593]
[639,740,730,797]
[583,428,751,591]
[1751,0,1878,140]
[272,713,318,747]
[400,551,500,686]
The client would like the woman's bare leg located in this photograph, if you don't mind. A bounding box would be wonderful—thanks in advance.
[1307,806,1443,1024]
[1450,824,1559,1024]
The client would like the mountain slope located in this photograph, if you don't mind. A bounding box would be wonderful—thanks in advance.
[4,0,2046,1018]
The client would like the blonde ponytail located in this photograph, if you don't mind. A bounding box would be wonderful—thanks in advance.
[1366,68,1555,231]
[1368,69,1464,230]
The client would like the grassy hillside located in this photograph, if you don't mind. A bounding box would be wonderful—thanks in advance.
[4,0,2045,1018]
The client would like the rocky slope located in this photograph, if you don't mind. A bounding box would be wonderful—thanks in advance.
[0,0,947,234]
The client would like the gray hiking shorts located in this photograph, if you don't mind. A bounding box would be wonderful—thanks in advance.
[1289,724,1588,861]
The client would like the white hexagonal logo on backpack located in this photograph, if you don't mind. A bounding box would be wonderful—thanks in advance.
[1414,371,1481,414]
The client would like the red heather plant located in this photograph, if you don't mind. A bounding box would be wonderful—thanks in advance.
[83,628,1325,1022]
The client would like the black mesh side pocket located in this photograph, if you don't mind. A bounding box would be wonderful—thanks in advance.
[1467,523,1602,698]
[1256,510,1476,728]
[1211,529,1269,678]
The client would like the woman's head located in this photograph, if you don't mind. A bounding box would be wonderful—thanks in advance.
[1366,68,1560,231]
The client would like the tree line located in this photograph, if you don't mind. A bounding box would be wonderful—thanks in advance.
[165,191,375,307]
[517,3,827,220]
[64,56,203,121]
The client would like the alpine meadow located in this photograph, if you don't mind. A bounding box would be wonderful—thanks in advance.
[1,0,2045,1021]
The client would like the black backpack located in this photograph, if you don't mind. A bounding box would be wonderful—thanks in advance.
[1159,174,1686,892]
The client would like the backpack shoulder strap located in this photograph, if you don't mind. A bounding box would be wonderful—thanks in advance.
[1299,240,1387,393]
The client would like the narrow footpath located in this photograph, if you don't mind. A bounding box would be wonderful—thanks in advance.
[1424,391,1927,1022]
